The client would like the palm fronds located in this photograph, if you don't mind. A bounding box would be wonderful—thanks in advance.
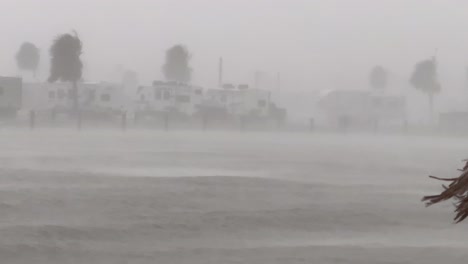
[422,160,468,223]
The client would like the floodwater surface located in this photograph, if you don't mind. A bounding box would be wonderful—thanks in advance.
[0,129,466,263]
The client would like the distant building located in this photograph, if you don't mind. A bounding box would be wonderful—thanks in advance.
[80,82,126,113]
[23,82,70,111]
[318,89,406,128]
[135,81,204,115]
[0,76,22,116]
[23,82,126,113]
[204,86,272,118]
[20,79,284,122]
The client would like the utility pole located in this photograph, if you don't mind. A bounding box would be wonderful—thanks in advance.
[276,72,281,91]
[218,57,223,88]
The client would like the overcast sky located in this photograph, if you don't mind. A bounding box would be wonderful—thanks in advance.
[2,0,468,91]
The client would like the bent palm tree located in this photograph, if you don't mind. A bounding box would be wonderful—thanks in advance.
[422,160,468,223]
[48,31,83,113]
[162,45,192,83]
[410,57,440,120]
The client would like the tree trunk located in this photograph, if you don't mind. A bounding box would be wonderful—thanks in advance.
[428,93,434,123]
[72,81,79,114]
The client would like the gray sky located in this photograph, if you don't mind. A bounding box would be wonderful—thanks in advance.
[2,0,468,91]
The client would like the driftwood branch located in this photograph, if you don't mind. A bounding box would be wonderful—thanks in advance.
[422,161,468,223]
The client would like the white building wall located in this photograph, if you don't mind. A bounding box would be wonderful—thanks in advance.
[205,88,272,117]
[23,82,127,113]
[136,82,204,115]
[0,76,22,110]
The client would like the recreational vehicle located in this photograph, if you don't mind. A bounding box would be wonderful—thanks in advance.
[205,86,272,118]
[23,82,126,114]
[0,76,22,117]
[135,81,204,116]
[81,82,126,113]
[318,89,406,129]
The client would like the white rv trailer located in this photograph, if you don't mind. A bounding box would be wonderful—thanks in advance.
[135,81,204,115]
[81,82,126,113]
[23,82,126,113]
[23,82,69,111]
[318,89,406,128]
[205,86,272,117]
[0,76,22,116]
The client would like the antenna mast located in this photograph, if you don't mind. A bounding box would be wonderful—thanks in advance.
[218,57,223,88]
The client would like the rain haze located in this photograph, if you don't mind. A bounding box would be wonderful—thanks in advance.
[1,0,468,263]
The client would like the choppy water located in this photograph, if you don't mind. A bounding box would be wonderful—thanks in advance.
[0,129,466,263]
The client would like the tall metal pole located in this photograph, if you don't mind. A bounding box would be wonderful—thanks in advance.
[276,72,281,91]
[218,57,223,88]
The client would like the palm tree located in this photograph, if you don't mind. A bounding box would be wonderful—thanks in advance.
[369,65,387,90]
[48,31,83,112]
[162,45,192,83]
[16,42,40,77]
[409,57,440,120]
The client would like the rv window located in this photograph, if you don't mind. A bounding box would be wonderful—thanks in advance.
[195,89,202,95]
[48,91,56,99]
[176,95,190,103]
[163,91,171,100]
[258,100,266,107]
[0,87,4,96]
[101,94,111,102]
[155,89,162,100]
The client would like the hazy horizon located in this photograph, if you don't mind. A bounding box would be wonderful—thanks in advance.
[2,2,468,263]
[2,0,468,92]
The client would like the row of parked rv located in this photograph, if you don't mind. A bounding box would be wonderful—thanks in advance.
[316,89,407,129]
[0,76,287,122]
[0,75,409,131]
